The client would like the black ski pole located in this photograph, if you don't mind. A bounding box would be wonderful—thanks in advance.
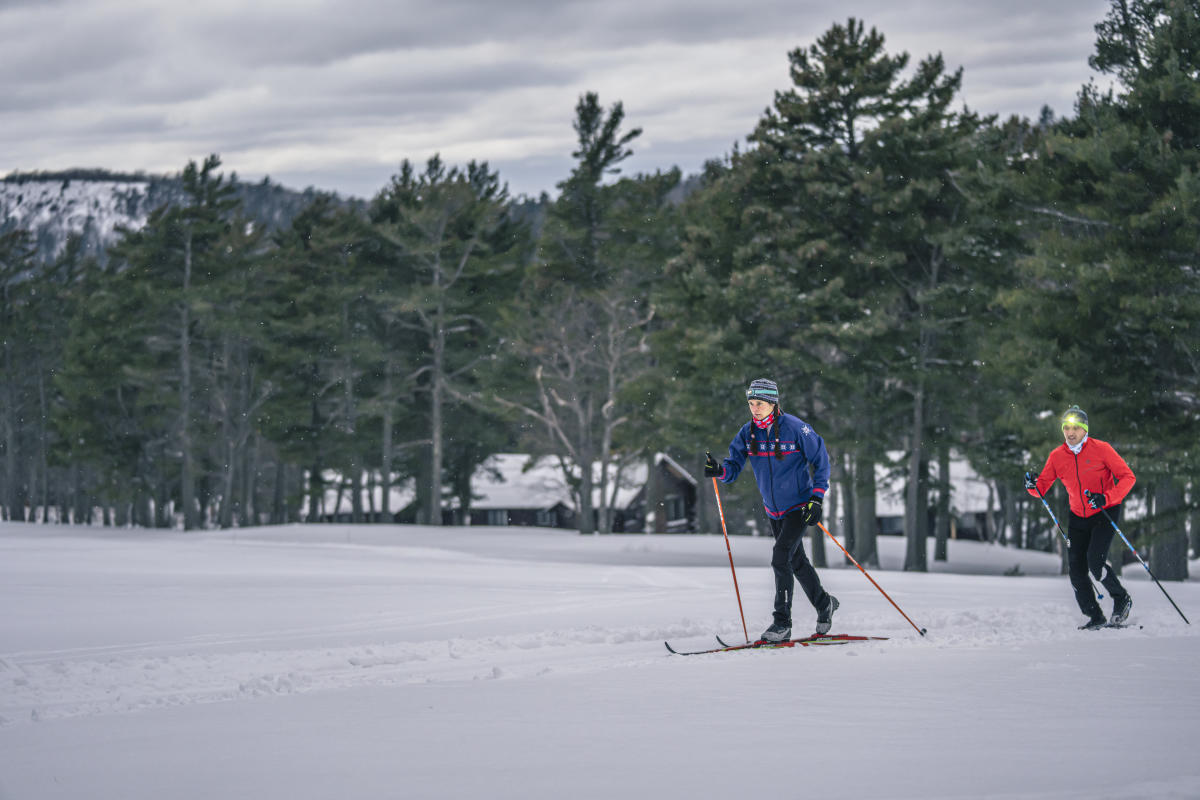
[1085,491,1190,625]
[1030,480,1102,599]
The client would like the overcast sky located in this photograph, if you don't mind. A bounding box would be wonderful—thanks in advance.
[1,0,1115,200]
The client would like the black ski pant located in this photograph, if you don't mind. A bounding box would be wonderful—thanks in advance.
[769,508,830,626]
[1067,505,1128,619]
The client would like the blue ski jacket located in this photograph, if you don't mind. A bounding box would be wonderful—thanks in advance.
[717,413,830,519]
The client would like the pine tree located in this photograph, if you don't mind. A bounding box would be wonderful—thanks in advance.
[368,156,528,525]
[662,19,1000,566]
[260,196,370,522]
[496,95,670,534]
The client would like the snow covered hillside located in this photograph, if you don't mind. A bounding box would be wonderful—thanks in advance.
[0,177,156,262]
[1,172,342,264]
[1,522,1197,800]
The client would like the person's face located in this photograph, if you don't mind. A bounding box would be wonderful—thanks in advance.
[748,398,775,421]
[1062,424,1086,446]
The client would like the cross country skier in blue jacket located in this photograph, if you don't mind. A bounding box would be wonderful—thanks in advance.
[705,378,836,642]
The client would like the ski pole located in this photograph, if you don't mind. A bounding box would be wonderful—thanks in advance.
[1085,491,1190,625]
[1031,480,1102,599]
[710,472,750,643]
[816,521,927,636]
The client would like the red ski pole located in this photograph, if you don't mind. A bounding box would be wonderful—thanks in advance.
[817,521,927,636]
[711,476,750,643]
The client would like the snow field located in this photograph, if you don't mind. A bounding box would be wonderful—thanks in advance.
[1,522,1197,800]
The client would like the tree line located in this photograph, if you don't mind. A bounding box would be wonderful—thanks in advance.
[1,1,1196,577]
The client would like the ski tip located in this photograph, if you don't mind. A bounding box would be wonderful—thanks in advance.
[663,641,678,654]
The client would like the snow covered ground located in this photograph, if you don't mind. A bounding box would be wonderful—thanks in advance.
[1,521,1197,800]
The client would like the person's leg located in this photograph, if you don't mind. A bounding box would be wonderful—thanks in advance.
[1067,514,1104,620]
[769,514,805,627]
[787,517,830,611]
[1087,506,1129,605]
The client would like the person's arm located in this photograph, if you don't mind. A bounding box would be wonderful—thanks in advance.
[718,427,750,483]
[1101,442,1136,505]
[807,429,830,500]
[1026,455,1056,498]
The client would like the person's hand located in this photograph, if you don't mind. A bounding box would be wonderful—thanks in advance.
[1024,471,1038,491]
[704,452,723,479]
[1086,491,1106,510]
[800,496,823,527]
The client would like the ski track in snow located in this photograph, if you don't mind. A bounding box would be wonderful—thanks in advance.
[4,595,1180,727]
[2,597,693,725]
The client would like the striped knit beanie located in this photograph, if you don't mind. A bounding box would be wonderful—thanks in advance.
[745,378,780,405]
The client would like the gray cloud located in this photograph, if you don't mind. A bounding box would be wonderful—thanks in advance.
[1,0,1114,199]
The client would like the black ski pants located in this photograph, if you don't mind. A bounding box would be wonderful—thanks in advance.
[768,508,830,626]
[1067,504,1128,619]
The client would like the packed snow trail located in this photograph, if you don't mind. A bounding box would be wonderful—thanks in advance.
[1,522,1198,800]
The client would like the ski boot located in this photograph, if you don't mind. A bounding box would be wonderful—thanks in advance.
[815,595,839,635]
[1110,594,1132,626]
[759,621,791,643]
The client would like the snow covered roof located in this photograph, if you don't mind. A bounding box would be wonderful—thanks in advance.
[460,454,573,511]
[874,452,995,518]
[464,453,691,510]
[314,452,696,515]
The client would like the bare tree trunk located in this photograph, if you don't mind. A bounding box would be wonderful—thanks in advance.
[1151,478,1188,580]
[272,459,287,525]
[578,433,596,535]
[853,451,878,567]
[428,313,445,526]
[1003,489,1022,551]
[841,451,856,556]
[27,452,39,523]
[380,368,394,521]
[351,468,364,524]
[904,377,928,572]
[2,384,19,521]
[645,453,662,533]
[1190,482,1199,568]
[366,469,377,522]
[37,367,50,523]
[244,433,260,526]
[155,473,171,528]
[307,464,322,522]
[218,341,236,530]
[934,443,951,561]
[179,231,198,530]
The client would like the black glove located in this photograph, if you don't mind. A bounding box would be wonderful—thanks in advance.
[704,452,724,479]
[1024,471,1038,491]
[800,496,823,527]
[1086,491,1106,510]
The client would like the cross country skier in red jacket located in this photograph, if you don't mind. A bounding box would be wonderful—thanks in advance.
[1024,406,1136,629]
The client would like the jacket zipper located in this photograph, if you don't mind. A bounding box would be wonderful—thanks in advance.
[1073,449,1088,516]
[764,428,779,512]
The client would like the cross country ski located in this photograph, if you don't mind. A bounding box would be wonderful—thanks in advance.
[664,633,888,656]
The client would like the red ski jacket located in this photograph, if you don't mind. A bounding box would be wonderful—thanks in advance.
[1028,437,1136,518]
